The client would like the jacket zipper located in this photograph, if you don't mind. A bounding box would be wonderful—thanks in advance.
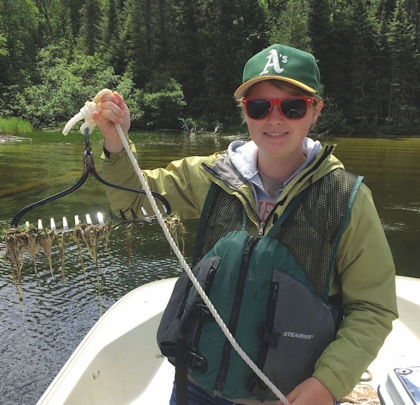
[214,236,259,394]
[258,221,265,236]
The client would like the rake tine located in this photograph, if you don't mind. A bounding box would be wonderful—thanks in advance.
[97,212,104,226]
[12,210,163,232]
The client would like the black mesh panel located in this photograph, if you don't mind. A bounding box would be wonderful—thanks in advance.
[194,185,245,264]
[194,169,358,297]
[271,169,357,296]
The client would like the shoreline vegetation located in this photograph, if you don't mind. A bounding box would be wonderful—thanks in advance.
[1,118,419,142]
[1,1,418,139]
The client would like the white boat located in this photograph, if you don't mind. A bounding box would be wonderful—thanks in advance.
[37,276,420,405]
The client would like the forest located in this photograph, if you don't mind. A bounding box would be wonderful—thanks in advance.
[0,0,419,135]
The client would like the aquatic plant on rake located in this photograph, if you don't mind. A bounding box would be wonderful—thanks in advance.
[2,213,184,302]
[2,217,112,302]
[165,214,185,255]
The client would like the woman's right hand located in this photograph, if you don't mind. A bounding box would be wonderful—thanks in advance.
[93,91,131,153]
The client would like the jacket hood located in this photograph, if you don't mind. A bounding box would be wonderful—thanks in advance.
[227,138,325,186]
[202,140,345,226]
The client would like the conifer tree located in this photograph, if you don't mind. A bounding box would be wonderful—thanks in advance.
[386,0,420,125]
[78,0,102,56]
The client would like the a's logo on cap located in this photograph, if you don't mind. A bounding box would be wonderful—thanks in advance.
[260,49,288,76]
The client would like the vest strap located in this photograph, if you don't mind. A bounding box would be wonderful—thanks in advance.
[175,340,189,405]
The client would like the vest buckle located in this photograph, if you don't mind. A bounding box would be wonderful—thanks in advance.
[186,351,207,373]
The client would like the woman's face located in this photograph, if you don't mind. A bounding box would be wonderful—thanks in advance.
[244,81,323,164]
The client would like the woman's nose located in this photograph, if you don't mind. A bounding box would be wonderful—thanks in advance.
[267,104,285,121]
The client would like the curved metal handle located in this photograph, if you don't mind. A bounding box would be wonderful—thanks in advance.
[9,129,171,227]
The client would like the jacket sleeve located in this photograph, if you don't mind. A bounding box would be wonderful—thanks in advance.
[101,148,214,219]
[312,183,398,400]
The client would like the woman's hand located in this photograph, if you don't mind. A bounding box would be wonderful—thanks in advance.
[93,91,131,153]
[278,377,335,405]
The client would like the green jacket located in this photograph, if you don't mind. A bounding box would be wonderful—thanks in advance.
[102,143,398,401]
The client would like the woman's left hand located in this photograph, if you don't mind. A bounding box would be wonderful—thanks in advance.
[278,377,335,405]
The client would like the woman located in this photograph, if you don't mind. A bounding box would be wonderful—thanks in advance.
[93,44,398,405]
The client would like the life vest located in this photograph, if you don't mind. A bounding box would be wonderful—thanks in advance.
[157,168,363,403]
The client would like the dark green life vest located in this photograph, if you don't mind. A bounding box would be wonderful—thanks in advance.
[157,168,363,402]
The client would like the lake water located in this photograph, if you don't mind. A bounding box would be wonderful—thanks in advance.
[0,133,419,404]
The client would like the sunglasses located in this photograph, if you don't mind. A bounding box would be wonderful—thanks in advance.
[242,96,315,120]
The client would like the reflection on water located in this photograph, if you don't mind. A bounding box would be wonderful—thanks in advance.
[332,137,420,280]
[0,133,420,403]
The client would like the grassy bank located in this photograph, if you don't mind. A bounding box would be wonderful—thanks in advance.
[0,117,34,136]
[0,117,107,143]
[1,117,418,141]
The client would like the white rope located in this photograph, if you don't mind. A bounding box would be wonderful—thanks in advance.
[61,96,289,403]
[115,124,290,405]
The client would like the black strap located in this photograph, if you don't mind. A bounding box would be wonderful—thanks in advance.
[175,340,189,405]
[246,280,279,399]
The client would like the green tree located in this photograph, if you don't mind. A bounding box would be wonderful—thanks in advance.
[15,44,130,128]
[404,0,419,50]
[78,0,102,56]
[133,73,186,129]
[63,0,86,40]
[122,0,175,88]
[310,0,383,131]
[181,0,269,124]
[347,0,382,127]
[0,0,40,86]
[97,0,126,75]
[268,0,311,51]
[169,0,205,109]
[386,0,420,125]
[35,0,74,45]
[309,0,348,131]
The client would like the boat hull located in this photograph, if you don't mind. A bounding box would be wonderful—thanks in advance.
[37,278,177,405]
[37,276,420,405]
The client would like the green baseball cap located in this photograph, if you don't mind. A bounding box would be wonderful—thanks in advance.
[234,44,320,98]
